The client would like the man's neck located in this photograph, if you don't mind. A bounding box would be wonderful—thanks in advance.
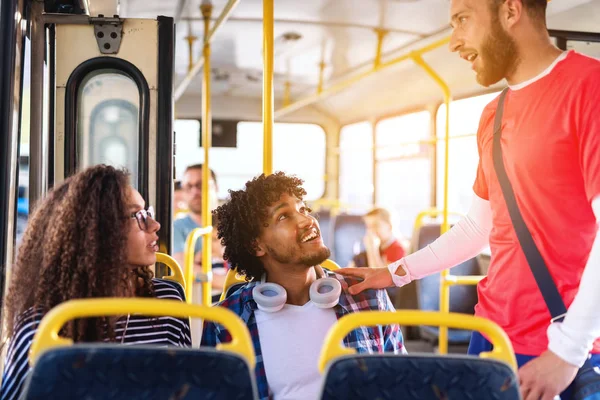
[188,211,203,226]
[266,266,317,306]
[506,35,563,86]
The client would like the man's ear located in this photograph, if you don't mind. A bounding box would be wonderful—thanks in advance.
[503,0,524,29]
[254,239,266,257]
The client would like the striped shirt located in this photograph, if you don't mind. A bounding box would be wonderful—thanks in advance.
[0,279,192,400]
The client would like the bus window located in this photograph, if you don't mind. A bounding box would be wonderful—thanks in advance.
[375,111,431,238]
[566,40,600,59]
[339,122,373,212]
[436,92,500,216]
[174,120,326,201]
[78,72,139,186]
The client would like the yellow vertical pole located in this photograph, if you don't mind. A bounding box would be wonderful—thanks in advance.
[374,29,388,68]
[317,62,326,94]
[284,81,291,107]
[186,35,197,72]
[411,53,451,354]
[263,0,274,175]
[200,1,213,306]
[185,21,197,73]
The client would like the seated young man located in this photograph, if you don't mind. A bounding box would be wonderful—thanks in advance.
[202,172,404,400]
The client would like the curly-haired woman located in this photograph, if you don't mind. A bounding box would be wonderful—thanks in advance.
[1,165,191,400]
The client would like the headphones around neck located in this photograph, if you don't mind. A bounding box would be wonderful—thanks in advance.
[252,266,342,313]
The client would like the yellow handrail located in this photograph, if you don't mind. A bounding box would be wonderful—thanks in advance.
[411,208,486,353]
[28,298,255,368]
[274,36,451,120]
[184,226,213,304]
[200,1,214,308]
[219,269,249,302]
[155,252,186,291]
[411,208,464,246]
[414,54,449,354]
[321,259,341,271]
[445,275,485,286]
[262,0,274,175]
[174,0,240,101]
[318,311,517,373]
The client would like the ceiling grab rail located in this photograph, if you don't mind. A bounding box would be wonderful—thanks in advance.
[174,0,240,101]
[274,36,451,120]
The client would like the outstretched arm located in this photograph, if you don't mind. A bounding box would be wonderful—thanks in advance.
[338,193,492,294]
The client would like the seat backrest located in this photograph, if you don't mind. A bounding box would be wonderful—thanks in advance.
[155,252,186,292]
[224,282,247,299]
[220,269,249,302]
[331,213,366,267]
[22,298,258,400]
[21,345,258,400]
[414,224,480,343]
[320,354,520,400]
[318,310,519,400]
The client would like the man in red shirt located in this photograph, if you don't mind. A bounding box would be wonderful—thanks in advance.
[338,1,600,399]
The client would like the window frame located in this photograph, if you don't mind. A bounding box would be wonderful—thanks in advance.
[64,57,150,200]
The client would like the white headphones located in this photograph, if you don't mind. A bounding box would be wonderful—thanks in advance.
[252,265,342,312]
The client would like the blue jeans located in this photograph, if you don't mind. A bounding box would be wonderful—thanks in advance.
[468,331,600,400]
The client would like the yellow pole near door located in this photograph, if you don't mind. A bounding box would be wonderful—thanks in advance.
[263,0,274,175]
[200,0,213,306]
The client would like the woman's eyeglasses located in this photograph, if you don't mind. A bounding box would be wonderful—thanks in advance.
[131,206,155,231]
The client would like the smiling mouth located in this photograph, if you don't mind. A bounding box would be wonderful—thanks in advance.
[300,228,320,243]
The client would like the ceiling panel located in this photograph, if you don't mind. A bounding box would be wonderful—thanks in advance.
[117,0,600,119]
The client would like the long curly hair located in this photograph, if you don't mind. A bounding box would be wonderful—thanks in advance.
[4,165,154,341]
[212,172,306,281]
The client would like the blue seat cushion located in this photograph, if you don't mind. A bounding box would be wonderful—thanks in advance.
[320,354,520,400]
[21,345,258,400]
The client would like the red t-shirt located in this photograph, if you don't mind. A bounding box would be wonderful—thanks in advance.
[473,51,600,356]
[381,239,406,264]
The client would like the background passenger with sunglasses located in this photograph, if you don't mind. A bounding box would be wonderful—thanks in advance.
[0,165,191,400]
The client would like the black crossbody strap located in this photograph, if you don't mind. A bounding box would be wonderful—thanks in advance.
[492,88,567,321]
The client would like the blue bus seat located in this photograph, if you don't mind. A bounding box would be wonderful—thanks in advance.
[331,213,366,268]
[320,354,520,400]
[21,299,258,400]
[21,345,258,400]
[414,224,480,344]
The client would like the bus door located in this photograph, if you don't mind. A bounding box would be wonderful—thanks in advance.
[49,13,175,253]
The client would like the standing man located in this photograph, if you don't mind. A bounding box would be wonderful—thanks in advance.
[338,1,600,399]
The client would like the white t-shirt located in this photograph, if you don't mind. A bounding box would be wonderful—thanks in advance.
[255,302,338,400]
